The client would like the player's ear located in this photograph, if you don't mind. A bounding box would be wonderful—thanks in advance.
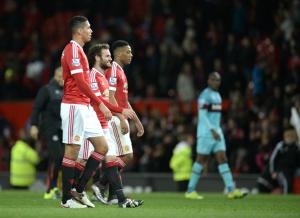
[77,27,83,35]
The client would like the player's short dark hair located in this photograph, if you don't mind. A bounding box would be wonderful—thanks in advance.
[284,125,295,132]
[87,43,110,68]
[111,40,129,54]
[69,16,88,34]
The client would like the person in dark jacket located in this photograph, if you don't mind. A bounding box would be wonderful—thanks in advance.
[257,126,300,194]
[30,66,64,199]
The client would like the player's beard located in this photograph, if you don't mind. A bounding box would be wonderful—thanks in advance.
[100,62,111,70]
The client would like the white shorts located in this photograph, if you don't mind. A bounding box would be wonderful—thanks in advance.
[78,129,118,160]
[60,103,103,145]
[78,139,94,160]
[105,128,119,156]
[109,116,133,156]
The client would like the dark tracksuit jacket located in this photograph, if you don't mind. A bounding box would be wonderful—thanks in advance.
[268,141,300,193]
[31,78,63,160]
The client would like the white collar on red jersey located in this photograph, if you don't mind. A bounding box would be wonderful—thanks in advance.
[92,67,104,75]
[70,40,82,48]
[113,61,123,70]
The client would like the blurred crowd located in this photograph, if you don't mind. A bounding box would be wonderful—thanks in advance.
[1,0,300,174]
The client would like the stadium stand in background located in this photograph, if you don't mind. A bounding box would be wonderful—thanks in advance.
[0,0,300,182]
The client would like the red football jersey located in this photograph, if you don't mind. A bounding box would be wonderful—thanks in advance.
[61,40,90,105]
[90,68,110,129]
[105,61,129,109]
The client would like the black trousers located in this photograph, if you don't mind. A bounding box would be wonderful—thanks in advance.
[257,168,294,194]
[176,180,189,192]
[42,131,64,191]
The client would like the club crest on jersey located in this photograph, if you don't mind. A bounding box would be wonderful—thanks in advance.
[74,135,80,142]
[109,77,117,85]
[91,82,98,90]
[72,58,80,66]
[123,83,128,89]
[124,145,130,152]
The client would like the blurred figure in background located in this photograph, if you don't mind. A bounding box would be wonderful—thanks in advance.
[290,95,300,145]
[30,66,64,199]
[0,116,14,171]
[10,129,39,189]
[257,126,300,194]
[176,62,195,103]
[169,132,193,192]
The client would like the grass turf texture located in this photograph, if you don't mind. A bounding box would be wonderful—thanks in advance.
[0,191,299,218]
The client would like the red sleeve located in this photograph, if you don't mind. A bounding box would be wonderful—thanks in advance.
[105,67,117,91]
[98,96,123,113]
[94,76,122,113]
[65,43,84,75]
[73,73,102,105]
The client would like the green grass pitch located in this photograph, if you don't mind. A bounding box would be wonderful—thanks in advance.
[0,191,299,218]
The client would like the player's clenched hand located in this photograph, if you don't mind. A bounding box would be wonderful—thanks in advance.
[211,129,220,141]
[135,120,144,137]
[120,119,129,134]
[122,108,136,119]
[99,103,112,121]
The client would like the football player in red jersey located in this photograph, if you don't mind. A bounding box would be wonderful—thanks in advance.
[78,43,142,208]
[103,40,144,203]
[60,16,134,208]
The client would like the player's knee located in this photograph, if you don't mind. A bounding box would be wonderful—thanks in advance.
[93,140,108,154]
[217,156,227,164]
[215,151,227,164]
[99,143,108,154]
[196,155,208,164]
[122,153,133,164]
[105,155,117,162]
[127,153,134,159]
[64,144,80,160]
